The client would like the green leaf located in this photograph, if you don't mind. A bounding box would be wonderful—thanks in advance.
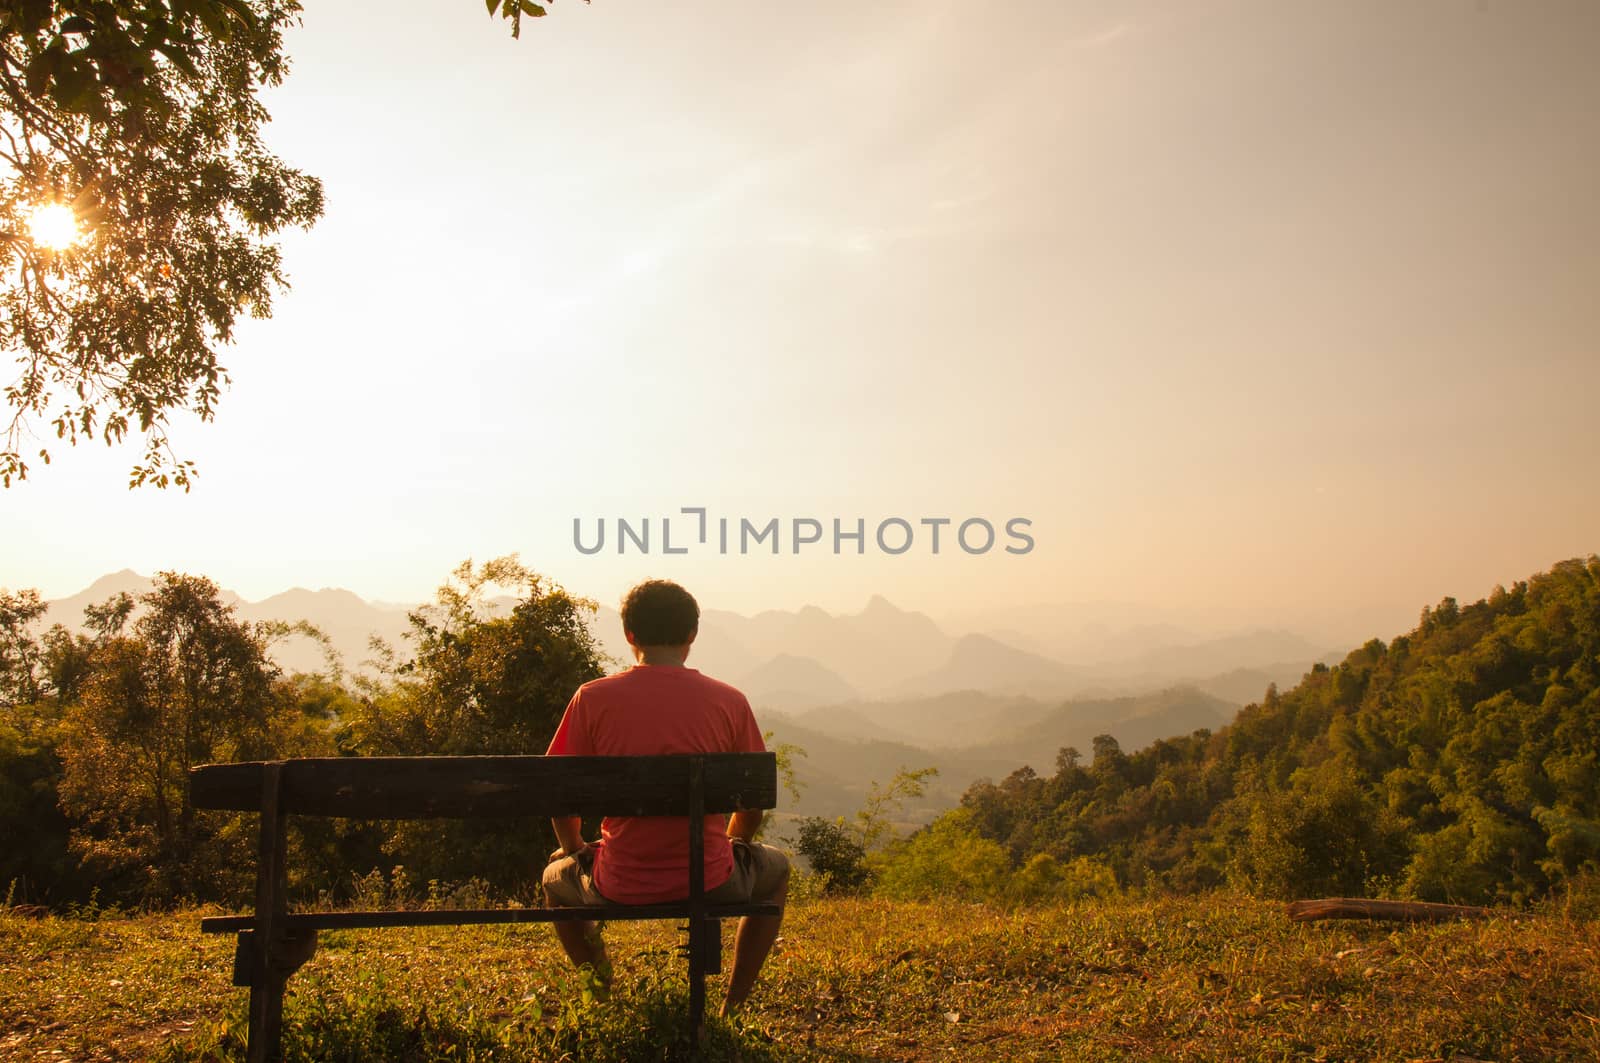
[139,18,171,49]
[48,58,94,111]
[18,0,51,36]
[154,42,200,78]
[213,0,259,32]
[485,0,500,14]
[192,2,232,41]
[521,1,548,15]
[23,44,62,96]
[24,54,51,95]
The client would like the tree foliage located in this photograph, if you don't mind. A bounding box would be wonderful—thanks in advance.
[484,0,586,40]
[955,557,1600,905]
[792,815,868,894]
[345,556,607,758]
[0,586,48,705]
[335,556,608,892]
[0,1,589,488]
[870,808,1011,902]
[0,557,610,907]
[57,571,283,899]
[0,0,324,488]
[792,766,938,894]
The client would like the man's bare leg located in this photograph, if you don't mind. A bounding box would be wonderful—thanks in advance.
[720,873,789,1016]
[553,920,611,986]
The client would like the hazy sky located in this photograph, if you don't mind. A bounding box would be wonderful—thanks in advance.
[2,0,1597,647]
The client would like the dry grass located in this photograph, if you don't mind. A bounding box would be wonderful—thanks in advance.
[3,892,1597,1061]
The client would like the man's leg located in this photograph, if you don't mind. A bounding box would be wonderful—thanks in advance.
[542,852,611,986]
[721,846,791,1015]
[553,919,608,975]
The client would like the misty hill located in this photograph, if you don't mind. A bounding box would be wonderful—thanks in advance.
[944,599,1204,664]
[44,570,163,626]
[43,572,413,677]
[701,595,954,694]
[739,654,859,709]
[758,712,1019,828]
[1130,627,1322,674]
[1190,661,1331,705]
[791,686,1237,763]
[234,588,412,676]
[967,686,1238,768]
[793,691,1059,749]
[893,633,1080,700]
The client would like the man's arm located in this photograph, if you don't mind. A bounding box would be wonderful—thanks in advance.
[727,809,762,843]
[551,815,587,856]
[546,687,592,857]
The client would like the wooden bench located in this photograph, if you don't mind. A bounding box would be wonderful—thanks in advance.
[189,752,780,1063]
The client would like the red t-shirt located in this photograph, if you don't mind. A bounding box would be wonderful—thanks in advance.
[545,664,766,904]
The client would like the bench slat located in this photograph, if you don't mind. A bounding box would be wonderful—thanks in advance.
[200,903,784,933]
[189,753,777,818]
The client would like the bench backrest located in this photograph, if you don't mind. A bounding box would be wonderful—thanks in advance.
[189,753,778,819]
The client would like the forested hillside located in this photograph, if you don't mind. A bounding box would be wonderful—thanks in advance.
[954,557,1600,904]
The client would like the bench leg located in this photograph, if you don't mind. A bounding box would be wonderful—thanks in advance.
[682,916,724,1046]
[247,972,287,1063]
[688,918,705,1046]
[236,929,317,1063]
[244,765,302,1063]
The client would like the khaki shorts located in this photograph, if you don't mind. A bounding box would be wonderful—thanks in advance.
[542,840,790,908]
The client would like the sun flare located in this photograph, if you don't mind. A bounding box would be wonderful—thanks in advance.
[27,203,80,251]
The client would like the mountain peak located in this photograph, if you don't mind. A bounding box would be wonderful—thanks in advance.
[260,586,368,607]
[79,569,150,597]
[862,594,901,615]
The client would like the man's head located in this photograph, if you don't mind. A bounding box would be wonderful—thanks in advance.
[620,579,699,661]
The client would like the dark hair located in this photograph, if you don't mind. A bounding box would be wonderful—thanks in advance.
[620,579,700,646]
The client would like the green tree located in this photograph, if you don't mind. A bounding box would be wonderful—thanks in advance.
[0,586,47,705]
[1227,762,1409,899]
[342,556,608,892]
[854,765,938,852]
[790,766,937,894]
[1005,852,1119,905]
[1,1,324,487]
[0,585,113,904]
[348,556,607,757]
[871,808,1009,902]
[58,571,279,900]
[0,700,80,903]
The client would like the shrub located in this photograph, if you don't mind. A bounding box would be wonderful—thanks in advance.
[792,817,868,893]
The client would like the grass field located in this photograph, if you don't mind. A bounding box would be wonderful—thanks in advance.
[3,891,1598,1061]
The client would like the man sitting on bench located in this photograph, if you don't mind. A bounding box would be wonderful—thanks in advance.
[541,579,791,1016]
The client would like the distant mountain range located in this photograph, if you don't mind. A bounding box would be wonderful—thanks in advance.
[41,571,1336,708]
[42,570,414,676]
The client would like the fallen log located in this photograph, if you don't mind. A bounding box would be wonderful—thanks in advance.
[1285,897,1497,922]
